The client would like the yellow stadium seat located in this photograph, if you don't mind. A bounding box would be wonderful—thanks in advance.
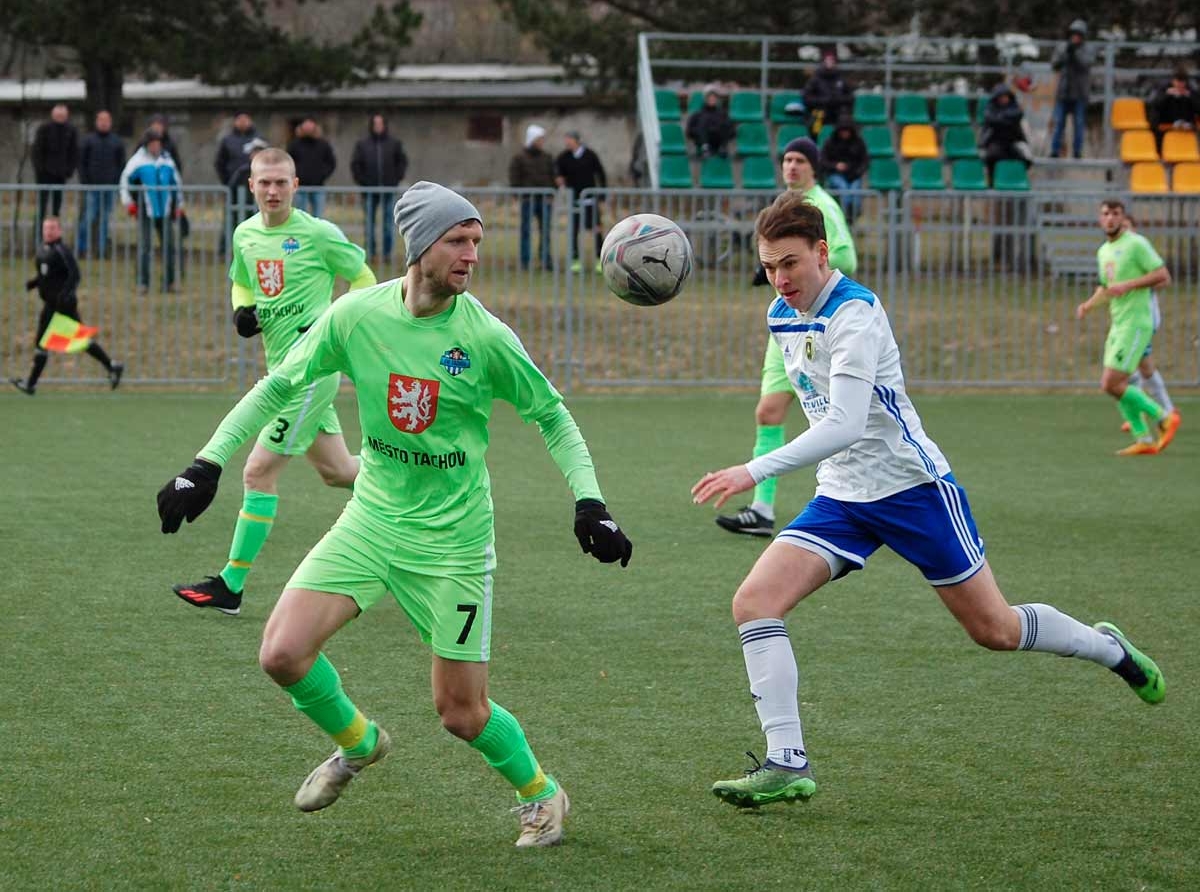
[1111,97,1150,131]
[1129,161,1168,194]
[899,124,939,159]
[1119,130,1159,163]
[1161,130,1200,163]
[1172,162,1200,193]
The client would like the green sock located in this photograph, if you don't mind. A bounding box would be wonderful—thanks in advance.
[752,424,786,510]
[1118,385,1164,439]
[469,700,557,802]
[219,490,278,593]
[284,652,378,756]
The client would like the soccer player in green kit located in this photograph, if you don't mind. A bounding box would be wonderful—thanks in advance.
[157,181,632,847]
[173,148,376,615]
[717,137,858,536]
[1075,199,1180,455]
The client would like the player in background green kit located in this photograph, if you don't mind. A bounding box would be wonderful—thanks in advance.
[172,148,376,615]
[1076,199,1180,456]
[717,137,857,537]
[157,181,632,847]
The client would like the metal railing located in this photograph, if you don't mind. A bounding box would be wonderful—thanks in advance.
[2,184,1198,391]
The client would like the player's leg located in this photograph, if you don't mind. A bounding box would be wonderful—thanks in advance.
[11,306,54,395]
[304,431,359,489]
[716,339,792,536]
[274,517,394,811]
[1137,354,1177,420]
[1101,326,1172,453]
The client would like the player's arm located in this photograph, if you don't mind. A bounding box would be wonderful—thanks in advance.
[318,220,374,291]
[823,203,858,276]
[156,308,346,533]
[490,323,632,566]
[230,282,261,337]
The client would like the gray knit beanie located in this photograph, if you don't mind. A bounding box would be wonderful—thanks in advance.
[393,181,483,267]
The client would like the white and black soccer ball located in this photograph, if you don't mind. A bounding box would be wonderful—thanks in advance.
[600,213,694,306]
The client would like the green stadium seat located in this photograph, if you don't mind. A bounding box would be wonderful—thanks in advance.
[853,93,888,125]
[950,158,988,190]
[736,122,770,156]
[686,91,705,117]
[769,92,806,123]
[868,157,902,191]
[700,155,735,189]
[894,93,931,125]
[910,158,945,190]
[730,91,764,123]
[934,95,972,126]
[659,155,693,189]
[815,125,834,148]
[776,124,808,157]
[862,125,895,158]
[659,123,687,156]
[655,89,681,121]
[943,126,979,160]
[742,156,778,189]
[993,159,1030,191]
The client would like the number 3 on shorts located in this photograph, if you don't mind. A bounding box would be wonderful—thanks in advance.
[456,604,478,645]
[268,417,290,444]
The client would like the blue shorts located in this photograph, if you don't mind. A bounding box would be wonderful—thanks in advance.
[778,476,986,586]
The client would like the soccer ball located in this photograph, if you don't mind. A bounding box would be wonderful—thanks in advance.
[600,213,694,306]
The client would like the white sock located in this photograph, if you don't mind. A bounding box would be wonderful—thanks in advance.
[738,619,806,766]
[1012,604,1123,668]
[1143,370,1174,414]
[750,501,775,521]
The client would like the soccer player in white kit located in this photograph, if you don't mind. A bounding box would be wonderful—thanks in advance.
[691,192,1166,808]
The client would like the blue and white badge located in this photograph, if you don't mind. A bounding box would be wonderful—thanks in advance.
[282,237,301,255]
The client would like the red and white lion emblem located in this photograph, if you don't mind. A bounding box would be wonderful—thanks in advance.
[256,259,285,297]
[388,374,439,434]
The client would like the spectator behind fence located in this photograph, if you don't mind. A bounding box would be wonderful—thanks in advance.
[141,114,184,173]
[686,87,736,158]
[1050,19,1095,159]
[120,131,183,294]
[287,116,337,216]
[803,49,854,138]
[509,124,556,271]
[226,138,269,230]
[1148,67,1199,148]
[555,130,608,273]
[32,103,79,226]
[981,82,1033,183]
[351,113,409,265]
[214,112,261,255]
[76,109,125,259]
[818,116,867,226]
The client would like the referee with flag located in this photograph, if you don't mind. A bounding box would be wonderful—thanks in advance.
[11,216,122,395]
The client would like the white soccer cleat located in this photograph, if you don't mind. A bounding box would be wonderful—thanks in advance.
[294,727,391,813]
[512,785,570,848]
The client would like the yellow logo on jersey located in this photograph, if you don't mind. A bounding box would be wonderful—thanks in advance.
[805,336,815,361]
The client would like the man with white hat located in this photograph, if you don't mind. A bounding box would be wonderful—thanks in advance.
[156,181,632,848]
[508,123,557,270]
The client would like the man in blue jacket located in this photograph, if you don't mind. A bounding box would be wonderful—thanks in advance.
[120,131,183,293]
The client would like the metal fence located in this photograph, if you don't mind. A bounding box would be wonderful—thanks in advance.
[2,184,1198,391]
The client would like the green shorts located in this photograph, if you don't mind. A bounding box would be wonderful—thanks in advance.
[256,373,342,456]
[286,504,496,662]
[1103,324,1154,375]
[760,337,794,396]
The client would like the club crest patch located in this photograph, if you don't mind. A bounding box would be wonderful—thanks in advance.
[440,346,471,377]
[388,373,439,434]
[282,237,301,255]
[256,259,284,297]
[805,335,815,361]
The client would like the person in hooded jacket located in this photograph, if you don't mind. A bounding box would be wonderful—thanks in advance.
[818,117,867,225]
[351,114,409,265]
[981,82,1032,182]
[803,51,854,138]
[287,117,337,216]
[1050,20,1096,158]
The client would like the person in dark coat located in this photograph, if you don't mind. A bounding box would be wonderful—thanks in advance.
[818,117,868,225]
[1049,20,1096,158]
[214,112,260,255]
[1148,67,1199,150]
[554,131,608,272]
[350,114,408,264]
[75,109,125,258]
[803,50,854,138]
[981,83,1032,182]
[287,117,337,216]
[31,103,79,225]
[686,88,736,158]
[508,124,556,271]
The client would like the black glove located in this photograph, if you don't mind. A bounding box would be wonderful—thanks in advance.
[234,306,261,338]
[157,459,221,534]
[573,498,633,567]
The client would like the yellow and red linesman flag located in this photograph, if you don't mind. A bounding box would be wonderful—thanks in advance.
[38,312,98,354]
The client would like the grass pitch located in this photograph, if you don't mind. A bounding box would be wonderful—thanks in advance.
[1,391,1197,890]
